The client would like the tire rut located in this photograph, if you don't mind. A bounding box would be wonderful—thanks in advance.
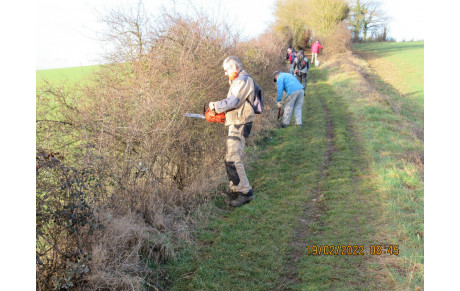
[278,76,336,290]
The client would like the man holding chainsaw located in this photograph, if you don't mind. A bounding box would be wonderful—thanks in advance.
[273,70,304,128]
[208,56,255,207]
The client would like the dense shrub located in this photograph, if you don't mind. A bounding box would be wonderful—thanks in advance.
[322,21,352,56]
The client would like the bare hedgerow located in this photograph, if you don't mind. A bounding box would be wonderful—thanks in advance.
[75,8,238,208]
[36,3,287,289]
[321,21,352,58]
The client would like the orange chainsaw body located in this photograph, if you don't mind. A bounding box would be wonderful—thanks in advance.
[204,107,226,123]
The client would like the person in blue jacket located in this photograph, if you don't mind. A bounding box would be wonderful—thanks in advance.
[273,71,304,128]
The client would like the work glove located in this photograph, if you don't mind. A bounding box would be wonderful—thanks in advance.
[209,102,216,111]
[277,102,282,109]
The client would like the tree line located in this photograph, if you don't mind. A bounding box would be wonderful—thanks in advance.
[273,0,390,51]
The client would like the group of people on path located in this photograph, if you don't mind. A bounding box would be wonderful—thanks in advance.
[278,40,323,128]
[207,41,323,207]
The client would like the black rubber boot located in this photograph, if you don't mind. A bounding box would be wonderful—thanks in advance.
[227,191,239,200]
[230,189,254,207]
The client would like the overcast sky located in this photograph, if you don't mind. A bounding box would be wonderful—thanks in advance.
[36,0,277,69]
[36,0,425,70]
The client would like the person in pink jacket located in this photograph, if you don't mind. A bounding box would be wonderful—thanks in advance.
[311,40,323,66]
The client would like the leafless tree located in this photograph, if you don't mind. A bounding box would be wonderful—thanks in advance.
[349,0,390,41]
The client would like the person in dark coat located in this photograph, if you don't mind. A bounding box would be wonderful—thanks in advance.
[292,50,310,88]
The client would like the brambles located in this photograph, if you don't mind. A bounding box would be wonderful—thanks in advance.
[36,148,104,289]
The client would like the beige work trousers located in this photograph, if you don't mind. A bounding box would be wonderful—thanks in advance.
[225,124,252,194]
[311,53,318,65]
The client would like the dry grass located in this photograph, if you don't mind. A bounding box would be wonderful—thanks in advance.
[88,213,171,290]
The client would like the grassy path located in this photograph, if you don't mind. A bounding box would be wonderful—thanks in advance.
[161,65,403,290]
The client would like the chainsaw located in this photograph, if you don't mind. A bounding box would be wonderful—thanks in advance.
[184,105,226,123]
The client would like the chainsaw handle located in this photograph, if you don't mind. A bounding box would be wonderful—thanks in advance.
[204,102,218,113]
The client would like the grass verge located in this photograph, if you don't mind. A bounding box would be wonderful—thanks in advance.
[321,44,424,289]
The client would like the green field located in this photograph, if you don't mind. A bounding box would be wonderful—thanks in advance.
[36,65,100,87]
[36,65,100,156]
[353,41,424,119]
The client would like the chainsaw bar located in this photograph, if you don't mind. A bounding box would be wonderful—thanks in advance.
[184,113,205,119]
